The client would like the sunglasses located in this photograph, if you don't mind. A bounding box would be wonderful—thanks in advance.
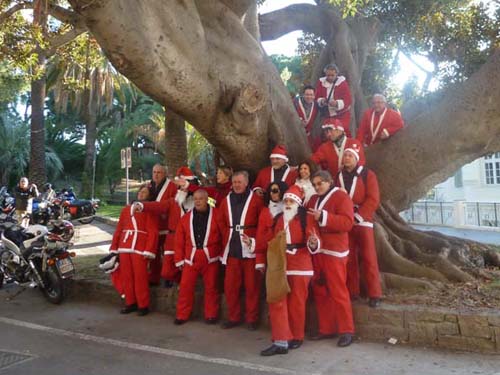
[270,188,280,194]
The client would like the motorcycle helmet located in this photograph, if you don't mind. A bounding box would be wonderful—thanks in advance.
[48,220,74,242]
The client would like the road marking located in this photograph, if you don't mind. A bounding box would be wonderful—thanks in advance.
[0,316,317,375]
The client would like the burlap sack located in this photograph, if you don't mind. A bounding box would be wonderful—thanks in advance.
[265,230,290,303]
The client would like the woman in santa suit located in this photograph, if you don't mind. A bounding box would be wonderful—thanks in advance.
[248,185,319,356]
[109,185,159,316]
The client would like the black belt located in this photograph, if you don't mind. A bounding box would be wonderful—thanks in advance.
[230,225,256,231]
[287,243,306,250]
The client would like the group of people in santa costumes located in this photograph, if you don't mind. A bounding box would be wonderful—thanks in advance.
[106,126,384,355]
[294,63,404,151]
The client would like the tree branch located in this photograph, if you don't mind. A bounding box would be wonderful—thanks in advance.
[46,27,87,56]
[0,1,31,25]
[259,3,331,41]
[48,3,80,25]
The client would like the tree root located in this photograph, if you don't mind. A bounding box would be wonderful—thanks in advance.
[380,272,437,291]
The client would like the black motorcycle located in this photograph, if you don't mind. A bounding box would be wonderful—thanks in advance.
[0,220,76,304]
[0,186,15,218]
[31,199,55,225]
[52,191,99,225]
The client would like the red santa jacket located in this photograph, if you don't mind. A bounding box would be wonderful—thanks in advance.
[315,76,352,133]
[255,210,318,276]
[174,206,222,267]
[252,165,298,191]
[356,107,404,146]
[218,190,264,264]
[311,137,365,177]
[336,166,380,226]
[110,205,159,258]
[141,197,190,256]
[293,96,319,135]
[306,188,354,256]
[150,178,177,234]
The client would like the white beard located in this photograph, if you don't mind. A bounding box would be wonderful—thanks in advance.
[283,202,299,225]
[269,201,284,218]
[175,189,188,205]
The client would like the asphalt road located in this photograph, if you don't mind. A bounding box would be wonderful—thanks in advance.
[1,285,499,375]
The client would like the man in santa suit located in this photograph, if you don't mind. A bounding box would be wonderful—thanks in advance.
[252,145,298,195]
[133,166,197,286]
[179,166,233,207]
[307,170,355,347]
[356,94,404,146]
[218,170,264,330]
[336,147,382,307]
[293,85,320,151]
[250,185,319,356]
[110,184,159,316]
[311,118,365,178]
[173,189,222,325]
[315,63,352,137]
[147,164,177,285]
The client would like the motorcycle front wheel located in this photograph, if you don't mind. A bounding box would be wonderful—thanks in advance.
[42,266,66,304]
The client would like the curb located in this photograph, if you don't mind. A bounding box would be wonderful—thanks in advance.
[70,277,500,354]
[95,216,119,226]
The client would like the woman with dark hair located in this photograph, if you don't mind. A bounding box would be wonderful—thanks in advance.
[264,181,289,217]
[295,161,316,205]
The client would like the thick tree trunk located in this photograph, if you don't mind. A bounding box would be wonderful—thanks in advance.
[68,0,310,175]
[164,108,188,175]
[29,0,48,187]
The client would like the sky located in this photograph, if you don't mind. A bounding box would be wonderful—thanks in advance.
[259,0,436,91]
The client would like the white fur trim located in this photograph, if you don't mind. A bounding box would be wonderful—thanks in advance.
[354,212,364,223]
[383,128,389,137]
[256,263,265,269]
[286,270,314,276]
[319,249,349,257]
[344,148,360,162]
[269,153,289,162]
[336,99,345,110]
[143,251,156,259]
[356,221,374,228]
[319,210,328,227]
[283,192,302,206]
[175,260,185,267]
[163,250,175,255]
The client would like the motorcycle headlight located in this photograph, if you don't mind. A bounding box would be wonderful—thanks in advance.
[39,202,47,209]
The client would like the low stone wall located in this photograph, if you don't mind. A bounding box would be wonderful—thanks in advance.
[70,278,500,354]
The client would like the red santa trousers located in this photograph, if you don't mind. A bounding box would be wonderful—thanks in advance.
[312,253,354,334]
[161,253,181,283]
[176,250,220,320]
[148,234,165,284]
[269,275,311,342]
[120,253,150,308]
[224,257,262,323]
[347,225,382,299]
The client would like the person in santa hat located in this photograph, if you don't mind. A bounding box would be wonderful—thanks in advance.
[218,170,265,330]
[252,145,298,195]
[249,185,319,356]
[315,63,352,137]
[336,147,382,307]
[310,118,365,178]
[356,94,404,146]
[147,164,177,285]
[307,170,355,347]
[173,189,222,325]
[293,85,320,151]
[109,184,159,316]
[132,166,198,287]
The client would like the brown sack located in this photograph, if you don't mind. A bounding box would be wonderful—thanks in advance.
[265,230,290,303]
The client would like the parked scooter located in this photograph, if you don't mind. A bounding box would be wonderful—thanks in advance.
[0,220,76,304]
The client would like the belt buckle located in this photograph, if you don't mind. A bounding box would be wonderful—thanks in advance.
[235,224,241,232]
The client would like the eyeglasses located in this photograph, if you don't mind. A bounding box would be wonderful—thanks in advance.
[270,188,280,194]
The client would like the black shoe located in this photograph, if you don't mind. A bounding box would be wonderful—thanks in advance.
[137,307,149,316]
[205,318,218,325]
[120,304,138,314]
[368,298,381,308]
[260,344,288,356]
[222,320,242,329]
[288,340,303,350]
[337,334,354,347]
[247,322,258,331]
[309,333,338,341]
[163,280,174,289]
[174,318,187,325]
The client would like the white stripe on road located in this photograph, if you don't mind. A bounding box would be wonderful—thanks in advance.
[0,316,317,375]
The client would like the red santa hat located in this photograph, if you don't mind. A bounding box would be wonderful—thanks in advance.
[176,166,195,180]
[322,118,345,132]
[344,144,361,162]
[283,185,304,206]
[269,145,289,162]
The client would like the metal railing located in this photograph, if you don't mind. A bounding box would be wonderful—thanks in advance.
[402,201,500,228]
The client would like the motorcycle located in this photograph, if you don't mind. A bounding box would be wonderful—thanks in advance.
[31,199,55,226]
[0,187,15,218]
[0,220,76,304]
[52,191,99,225]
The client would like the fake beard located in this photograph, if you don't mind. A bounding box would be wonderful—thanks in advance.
[283,202,299,225]
[175,189,194,211]
[269,201,284,218]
